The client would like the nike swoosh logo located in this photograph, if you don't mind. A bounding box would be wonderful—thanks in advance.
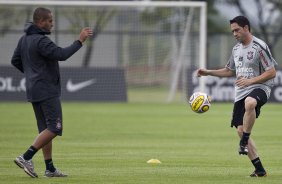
[66,79,96,92]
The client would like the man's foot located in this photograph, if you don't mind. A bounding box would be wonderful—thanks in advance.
[44,169,68,177]
[238,144,248,155]
[14,155,38,178]
[250,170,267,177]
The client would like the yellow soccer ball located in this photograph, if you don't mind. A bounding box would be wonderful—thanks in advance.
[188,92,211,113]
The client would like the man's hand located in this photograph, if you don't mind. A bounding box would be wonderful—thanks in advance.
[235,76,253,88]
[79,27,93,43]
[197,68,208,77]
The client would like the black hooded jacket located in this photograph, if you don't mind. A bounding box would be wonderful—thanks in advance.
[11,22,82,102]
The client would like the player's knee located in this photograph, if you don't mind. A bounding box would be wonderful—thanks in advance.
[244,97,257,111]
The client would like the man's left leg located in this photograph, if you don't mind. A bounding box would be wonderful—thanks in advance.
[237,126,267,177]
[42,141,67,177]
[42,141,55,172]
[41,98,67,177]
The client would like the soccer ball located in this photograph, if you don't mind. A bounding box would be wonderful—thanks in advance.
[188,92,211,113]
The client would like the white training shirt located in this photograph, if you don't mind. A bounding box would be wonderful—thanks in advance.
[226,36,277,102]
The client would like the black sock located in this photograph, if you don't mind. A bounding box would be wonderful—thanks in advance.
[240,132,250,145]
[23,146,38,160]
[45,159,56,172]
[251,157,265,172]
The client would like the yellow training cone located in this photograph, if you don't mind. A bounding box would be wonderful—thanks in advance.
[147,159,161,164]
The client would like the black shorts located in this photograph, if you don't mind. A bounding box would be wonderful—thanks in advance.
[231,88,267,128]
[32,97,63,136]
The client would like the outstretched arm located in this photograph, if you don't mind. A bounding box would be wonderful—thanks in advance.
[38,27,93,61]
[197,67,235,78]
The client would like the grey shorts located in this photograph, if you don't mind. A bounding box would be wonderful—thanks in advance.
[231,88,267,128]
[32,97,63,136]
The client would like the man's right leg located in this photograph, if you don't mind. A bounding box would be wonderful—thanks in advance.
[14,129,56,178]
[14,101,56,178]
[239,89,268,156]
[239,97,257,155]
[32,129,56,149]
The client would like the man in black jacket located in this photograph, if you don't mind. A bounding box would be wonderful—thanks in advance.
[11,7,92,178]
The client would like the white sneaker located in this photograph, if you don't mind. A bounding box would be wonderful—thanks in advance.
[44,169,68,177]
[14,155,38,178]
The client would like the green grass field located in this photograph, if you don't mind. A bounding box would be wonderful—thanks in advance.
[0,102,281,184]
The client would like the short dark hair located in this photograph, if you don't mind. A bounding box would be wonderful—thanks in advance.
[33,7,51,23]
[230,16,251,32]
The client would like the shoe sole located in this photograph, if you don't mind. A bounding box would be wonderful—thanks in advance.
[239,152,248,155]
[44,173,68,178]
[250,174,267,177]
[239,148,248,155]
[44,175,68,178]
[14,159,38,178]
[14,159,24,169]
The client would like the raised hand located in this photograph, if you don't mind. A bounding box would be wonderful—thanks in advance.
[79,27,93,43]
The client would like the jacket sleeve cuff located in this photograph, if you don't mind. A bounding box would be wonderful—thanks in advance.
[77,40,83,45]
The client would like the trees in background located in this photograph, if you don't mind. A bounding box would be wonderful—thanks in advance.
[0,0,281,66]
[219,0,282,56]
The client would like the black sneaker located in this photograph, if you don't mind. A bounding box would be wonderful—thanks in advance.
[238,144,248,155]
[250,170,267,177]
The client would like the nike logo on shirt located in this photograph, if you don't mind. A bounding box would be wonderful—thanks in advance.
[66,79,96,92]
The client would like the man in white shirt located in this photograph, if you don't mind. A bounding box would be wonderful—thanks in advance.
[197,16,277,177]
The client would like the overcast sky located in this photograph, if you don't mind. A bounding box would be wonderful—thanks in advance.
[215,0,257,19]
